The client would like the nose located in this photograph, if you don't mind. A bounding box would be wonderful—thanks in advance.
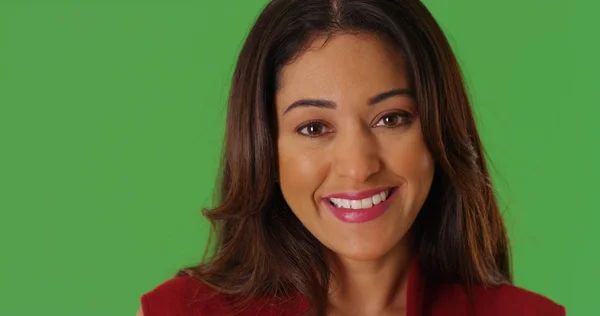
[332,124,381,183]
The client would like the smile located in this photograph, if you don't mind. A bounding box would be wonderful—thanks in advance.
[328,188,393,209]
[322,186,399,223]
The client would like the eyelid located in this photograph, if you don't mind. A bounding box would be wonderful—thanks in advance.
[295,120,333,137]
[295,110,413,137]
[372,110,413,127]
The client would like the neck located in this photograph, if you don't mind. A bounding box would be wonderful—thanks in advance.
[326,235,415,315]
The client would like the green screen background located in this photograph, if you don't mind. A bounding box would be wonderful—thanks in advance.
[1,1,597,315]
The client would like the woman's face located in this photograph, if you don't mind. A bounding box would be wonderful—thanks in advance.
[275,32,434,261]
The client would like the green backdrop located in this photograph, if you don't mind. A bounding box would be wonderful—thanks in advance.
[1,1,597,315]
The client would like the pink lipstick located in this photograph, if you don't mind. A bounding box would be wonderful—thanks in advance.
[322,186,399,223]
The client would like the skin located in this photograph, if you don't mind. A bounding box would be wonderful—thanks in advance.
[276,32,435,316]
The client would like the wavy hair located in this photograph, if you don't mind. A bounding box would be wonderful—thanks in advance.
[178,0,512,315]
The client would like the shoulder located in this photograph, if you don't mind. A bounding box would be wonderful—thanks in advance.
[139,275,309,316]
[472,284,566,315]
[432,283,565,316]
[140,275,229,316]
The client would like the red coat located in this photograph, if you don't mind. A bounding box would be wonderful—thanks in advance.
[140,256,565,315]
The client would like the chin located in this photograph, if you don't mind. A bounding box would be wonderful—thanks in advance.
[338,250,390,262]
[328,239,398,262]
[322,226,413,263]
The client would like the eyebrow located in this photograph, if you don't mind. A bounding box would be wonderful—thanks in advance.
[282,88,414,115]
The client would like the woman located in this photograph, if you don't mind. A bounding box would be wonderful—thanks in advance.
[138,0,565,315]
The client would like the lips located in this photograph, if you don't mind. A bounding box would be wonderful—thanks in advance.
[323,186,396,200]
[322,186,400,223]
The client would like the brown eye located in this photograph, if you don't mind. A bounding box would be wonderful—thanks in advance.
[374,112,411,128]
[297,122,331,137]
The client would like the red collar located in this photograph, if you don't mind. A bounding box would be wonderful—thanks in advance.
[407,254,425,316]
[294,254,424,315]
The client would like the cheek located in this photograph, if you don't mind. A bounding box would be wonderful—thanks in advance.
[384,129,435,201]
[277,138,328,216]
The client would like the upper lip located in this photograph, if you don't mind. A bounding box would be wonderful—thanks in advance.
[322,186,397,200]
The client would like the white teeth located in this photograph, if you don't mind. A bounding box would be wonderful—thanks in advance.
[372,193,381,205]
[380,191,387,202]
[361,197,373,208]
[342,199,350,208]
[329,189,392,209]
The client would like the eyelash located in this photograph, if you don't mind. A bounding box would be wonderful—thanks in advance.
[295,111,414,138]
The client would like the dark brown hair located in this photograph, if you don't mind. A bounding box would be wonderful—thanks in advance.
[178,0,511,314]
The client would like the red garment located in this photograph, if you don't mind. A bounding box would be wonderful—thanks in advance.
[140,256,565,316]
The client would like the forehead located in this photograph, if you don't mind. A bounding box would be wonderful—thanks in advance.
[276,32,410,107]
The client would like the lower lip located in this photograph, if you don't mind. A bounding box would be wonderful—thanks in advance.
[323,187,399,223]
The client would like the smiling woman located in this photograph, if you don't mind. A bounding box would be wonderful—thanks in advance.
[138,0,565,315]
[275,33,435,271]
